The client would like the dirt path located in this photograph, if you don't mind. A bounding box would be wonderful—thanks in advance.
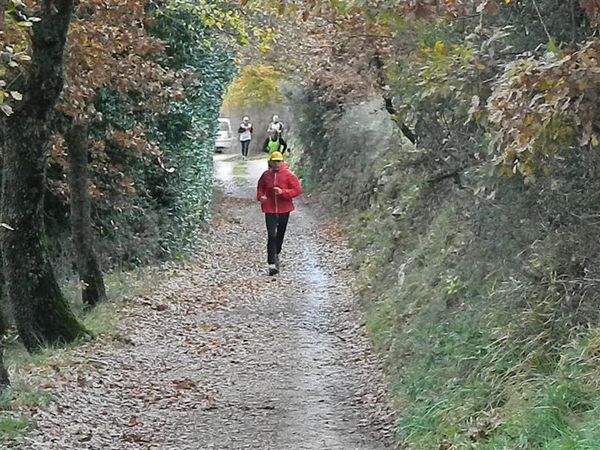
[4,154,396,449]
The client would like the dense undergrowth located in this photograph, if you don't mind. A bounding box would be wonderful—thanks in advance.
[290,95,600,449]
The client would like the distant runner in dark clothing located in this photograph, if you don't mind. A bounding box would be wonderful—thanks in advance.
[238,116,252,160]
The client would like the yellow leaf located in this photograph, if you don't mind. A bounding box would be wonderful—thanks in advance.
[434,41,446,55]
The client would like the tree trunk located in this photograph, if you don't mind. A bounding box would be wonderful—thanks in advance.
[0,311,9,391]
[0,348,9,391]
[65,122,106,307]
[0,0,88,352]
[0,283,10,391]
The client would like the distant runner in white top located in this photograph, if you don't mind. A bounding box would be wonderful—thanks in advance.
[238,116,253,160]
[267,114,284,138]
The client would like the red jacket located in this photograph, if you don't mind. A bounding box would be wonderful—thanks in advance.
[256,166,302,214]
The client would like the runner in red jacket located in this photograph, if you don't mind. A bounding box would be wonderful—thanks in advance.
[256,151,302,275]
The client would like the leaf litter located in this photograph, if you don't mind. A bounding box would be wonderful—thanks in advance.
[2,157,396,449]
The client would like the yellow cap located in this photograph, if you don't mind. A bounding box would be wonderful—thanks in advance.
[270,151,284,161]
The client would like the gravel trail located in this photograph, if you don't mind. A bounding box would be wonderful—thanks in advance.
[3,154,395,450]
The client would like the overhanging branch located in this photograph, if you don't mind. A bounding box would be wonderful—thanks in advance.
[370,52,417,145]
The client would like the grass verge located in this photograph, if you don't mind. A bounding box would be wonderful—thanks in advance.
[0,264,168,442]
[341,153,600,449]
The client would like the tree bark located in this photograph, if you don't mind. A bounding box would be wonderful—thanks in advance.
[0,349,9,391]
[0,0,88,351]
[382,97,418,145]
[0,280,10,391]
[65,122,106,307]
[0,311,9,391]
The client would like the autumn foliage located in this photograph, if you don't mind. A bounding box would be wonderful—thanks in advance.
[255,0,600,448]
[1,0,237,267]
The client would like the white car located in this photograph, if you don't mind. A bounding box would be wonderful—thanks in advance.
[215,118,233,152]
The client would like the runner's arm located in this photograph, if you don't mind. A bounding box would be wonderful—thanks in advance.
[256,174,267,201]
[279,173,302,199]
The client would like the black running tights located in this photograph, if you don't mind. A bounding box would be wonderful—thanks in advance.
[265,213,290,264]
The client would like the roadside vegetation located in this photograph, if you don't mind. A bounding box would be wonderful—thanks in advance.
[274,1,600,448]
[3,0,600,448]
[0,0,254,437]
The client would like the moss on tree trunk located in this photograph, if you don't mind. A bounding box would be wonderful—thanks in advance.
[0,298,9,390]
[66,122,106,307]
[0,0,88,352]
[2,118,87,351]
